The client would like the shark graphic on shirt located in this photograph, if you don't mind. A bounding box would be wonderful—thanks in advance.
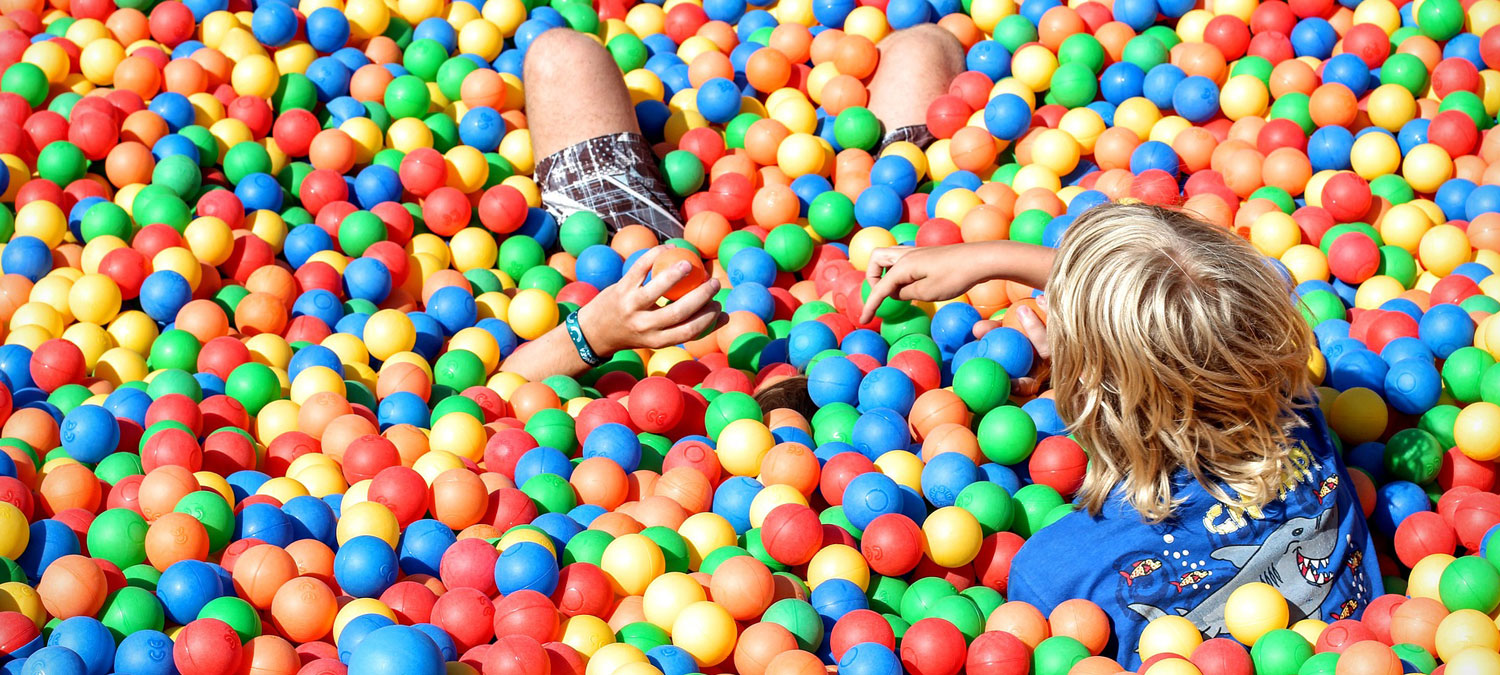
[1126,503,1341,638]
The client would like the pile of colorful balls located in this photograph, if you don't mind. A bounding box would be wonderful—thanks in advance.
[0,0,1498,672]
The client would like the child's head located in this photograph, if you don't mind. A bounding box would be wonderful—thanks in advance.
[1047,203,1315,521]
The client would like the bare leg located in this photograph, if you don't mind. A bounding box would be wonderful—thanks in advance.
[523,28,640,160]
[866,24,966,131]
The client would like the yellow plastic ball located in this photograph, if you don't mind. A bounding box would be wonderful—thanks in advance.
[364,309,417,361]
[1280,245,1330,285]
[429,413,485,462]
[921,506,982,568]
[584,643,644,675]
[670,601,736,666]
[0,582,46,627]
[0,502,28,559]
[1435,609,1500,662]
[449,228,499,272]
[1455,402,1500,461]
[1419,224,1472,277]
[1351,133,1402,180]
[717,419,774,477]
[1327,387,1389,445]
[15,201,66,247]
[1380,203,1433,253]
[1223,582,1288,646]
[1138,616,1204,662]
[1402,144,1454,193]
[776,133,826,178]
[1290,619,1327,647]
[1249,211,1300,258]
[805,544,869,591]
[506,288,559,341]
[642,572,707,630]
[559,615,615,659]
[63,273,120,326]
[1368,84,1417,132]
[1408,554,1457,601]
[1011,44,1058,93]
[1353,276,1405,310]
[677,512,736,568]
[848,223,898,271]
[1445,646,1500,675]
[601,533,666,596]
[336,500,400,548]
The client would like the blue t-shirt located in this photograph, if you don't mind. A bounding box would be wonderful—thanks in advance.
[1007,405,1382,669]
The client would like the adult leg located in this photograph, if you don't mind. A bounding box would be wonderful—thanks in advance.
[523,28,684,237]
[522,28,640,160]
[866,24,966,134]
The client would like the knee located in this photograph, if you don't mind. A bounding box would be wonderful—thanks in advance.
[524,28,608,82]
[878,24,964,71]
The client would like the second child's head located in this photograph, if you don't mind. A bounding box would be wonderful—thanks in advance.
[1047,204,1315,522]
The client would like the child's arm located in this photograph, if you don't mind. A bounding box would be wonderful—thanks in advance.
[497,247,722,381]
[858,241,1057,323]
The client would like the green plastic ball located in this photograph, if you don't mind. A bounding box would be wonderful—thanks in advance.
[833,106,882,151]
[660,150,705,197]
[1438,555,1500,613]
[87,509,147,569]
[956,481,1017,535]
[764,223,813,272]
[560,212,609,257]
[37,141,88,185]
[1011,483,1064,538]
[1251,629,1313,675]
[762,599,823,651]
[954,357,1012,414]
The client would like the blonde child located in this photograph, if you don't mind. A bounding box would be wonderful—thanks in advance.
[861,203,1380,667]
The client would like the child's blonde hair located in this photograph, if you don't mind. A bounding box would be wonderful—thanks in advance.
[1047,203,1315,522]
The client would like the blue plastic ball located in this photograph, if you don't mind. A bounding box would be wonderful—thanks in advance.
[335,535,400,598]
[59,405,118,464]
[347,625,445,675]
[581,423,643,472]
[857,367,915,416]
[492,541,559,596]
[305,7,352,53]
[842,472,902,530]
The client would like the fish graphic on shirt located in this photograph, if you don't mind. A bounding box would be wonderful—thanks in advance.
[1168,570,1212,593]
[1119,558,1164,586]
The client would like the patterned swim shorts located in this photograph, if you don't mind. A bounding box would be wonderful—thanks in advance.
[881,125,937,151]
[535,132,685,240]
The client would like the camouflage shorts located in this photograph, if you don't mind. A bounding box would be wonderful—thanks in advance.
[535,132,685,240]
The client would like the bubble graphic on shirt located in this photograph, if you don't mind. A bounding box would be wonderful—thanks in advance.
[1164,534,1175,544]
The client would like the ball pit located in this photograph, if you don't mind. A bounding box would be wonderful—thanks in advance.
[0,0,1498,672]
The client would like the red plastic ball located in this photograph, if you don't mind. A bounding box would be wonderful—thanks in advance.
[551,563,613,618]
[30,339,86,392]
[900,617,967,675]
[174,618,244,675]
[965,630,1031,675]
[830,609,896,662]
[1028,436,1088,498]
[1321,173,1372,222]
[478,185,528,234]
[492,590,559,644]
[860,513,924,576]
[627,377,685,434]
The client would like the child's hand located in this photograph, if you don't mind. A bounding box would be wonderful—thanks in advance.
[974,299,1051,396]
[859,245,990,323]
[579,247,724,354]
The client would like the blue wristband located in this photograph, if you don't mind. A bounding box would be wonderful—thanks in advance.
[565,311,606,367]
